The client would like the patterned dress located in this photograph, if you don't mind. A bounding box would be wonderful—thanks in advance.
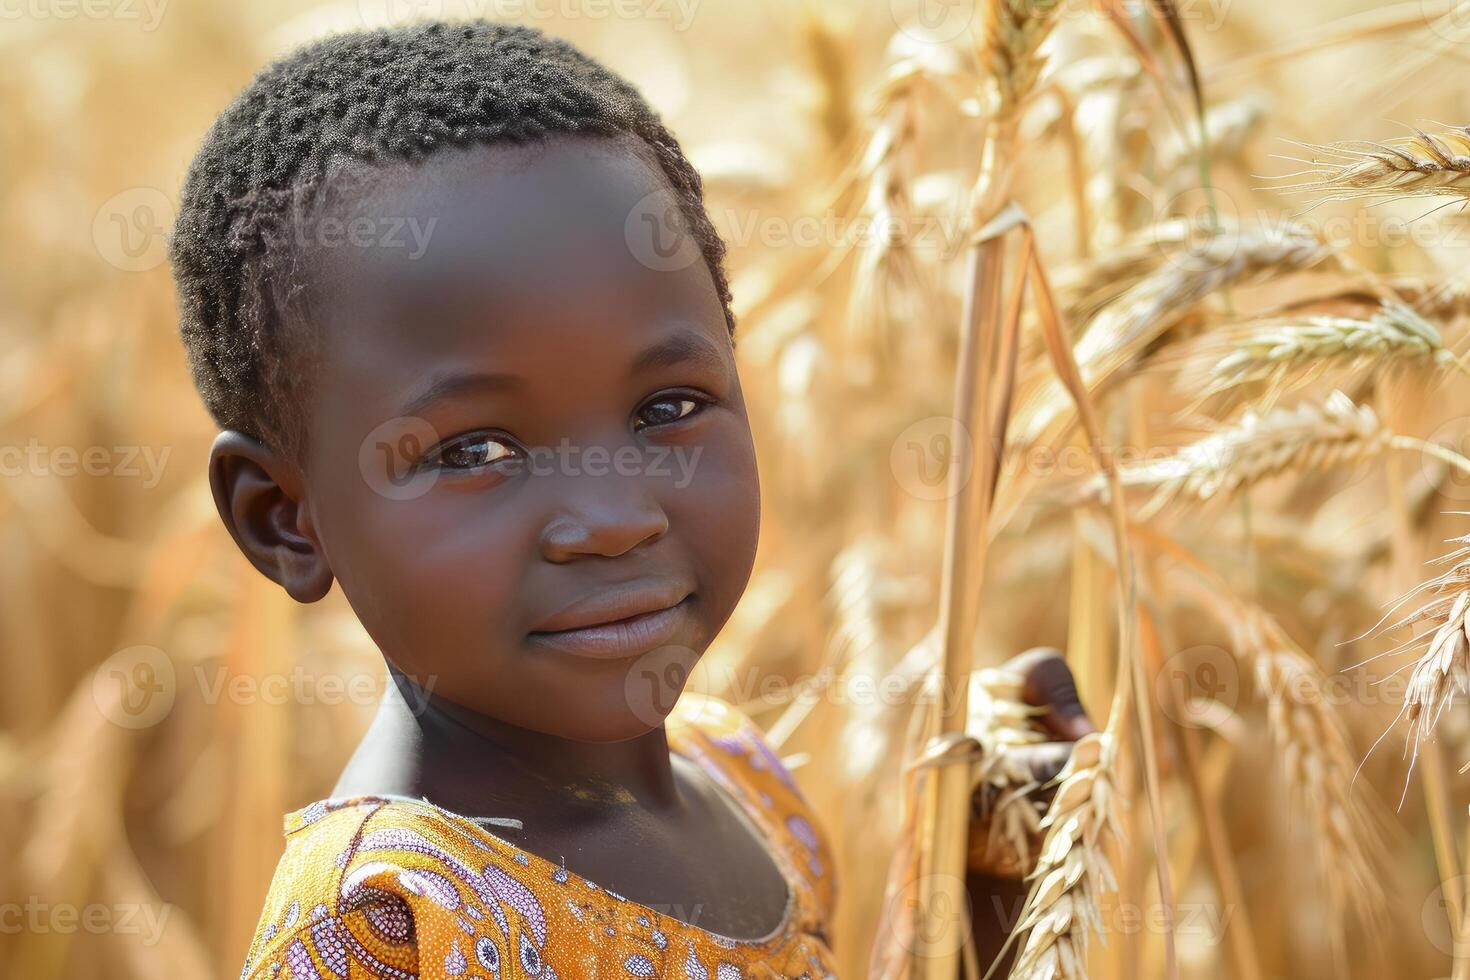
[238,694,840,979]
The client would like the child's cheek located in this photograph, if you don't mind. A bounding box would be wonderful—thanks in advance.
[661,421,761,619]
[328,483,539,679]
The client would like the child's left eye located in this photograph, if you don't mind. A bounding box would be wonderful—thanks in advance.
[635,395,704,431]
[428,432,518,470]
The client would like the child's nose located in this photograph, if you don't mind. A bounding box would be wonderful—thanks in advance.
[537,475,670,562]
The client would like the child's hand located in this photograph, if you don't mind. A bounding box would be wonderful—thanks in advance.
[967,646,1095,878]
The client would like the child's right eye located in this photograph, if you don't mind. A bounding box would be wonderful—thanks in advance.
[425,431,519,471]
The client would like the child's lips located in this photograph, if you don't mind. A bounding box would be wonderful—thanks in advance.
[527,585,694,660]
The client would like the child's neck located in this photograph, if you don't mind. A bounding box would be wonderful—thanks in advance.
[331,669,683,829]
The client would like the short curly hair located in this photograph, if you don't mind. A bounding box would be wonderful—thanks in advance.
[169,20,735,458]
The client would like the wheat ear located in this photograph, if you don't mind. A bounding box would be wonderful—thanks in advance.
[1085,390,1470,518]
[1195,302,1459,404]
[1275,125,1470,202]
[1372,531,1470,761]
[1237,608,1384,927]
[1006,731,1122,980]
[981,0,1066,121]
[1012,222,1337,452]
[965,665,1051,877]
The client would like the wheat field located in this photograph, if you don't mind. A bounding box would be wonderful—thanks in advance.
[6,1,1470,977]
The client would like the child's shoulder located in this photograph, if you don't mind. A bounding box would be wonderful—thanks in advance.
[238,795,593,980]
[666,692,838,925]
[666,691,806,798]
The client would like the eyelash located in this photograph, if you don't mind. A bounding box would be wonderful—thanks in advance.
[422,391,711,472]
[423,431,520,473]
[633,390,710,432]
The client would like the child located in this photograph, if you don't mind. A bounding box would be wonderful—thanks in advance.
[168,21,1090,979]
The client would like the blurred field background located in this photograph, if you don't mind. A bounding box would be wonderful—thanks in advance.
[7,0,1470,977]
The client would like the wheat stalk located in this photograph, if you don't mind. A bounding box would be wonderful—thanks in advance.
[1277,125,1470,203]
[995,224,1172,980]
[1404,588,1470,751]
[1072,223,1335,382]
[916,7,1074,975]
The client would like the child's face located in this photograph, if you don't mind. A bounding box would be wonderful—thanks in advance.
[293,136,759,741]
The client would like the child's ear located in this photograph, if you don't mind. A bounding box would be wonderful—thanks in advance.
[208,430,334,603]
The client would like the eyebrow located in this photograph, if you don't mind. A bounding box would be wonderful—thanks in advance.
[630,331,730,376]
[401,371,523,417]
[399,331,729,415]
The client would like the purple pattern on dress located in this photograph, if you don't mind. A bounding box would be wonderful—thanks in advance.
[309,917,350,978]
[484,864,548,946]
[747,730,799,794]
[710,734,745,757]
[518,931,543,974]
[358,889,413,944]
[396,868,462,911]
[358,829,500,908]
[475,934,501,972]
[286,938,322,980]
[445,941,468,976]
[489,898,510,939]
[786,815,818,852]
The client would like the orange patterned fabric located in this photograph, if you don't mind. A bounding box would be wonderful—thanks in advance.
[239,694,839,979]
